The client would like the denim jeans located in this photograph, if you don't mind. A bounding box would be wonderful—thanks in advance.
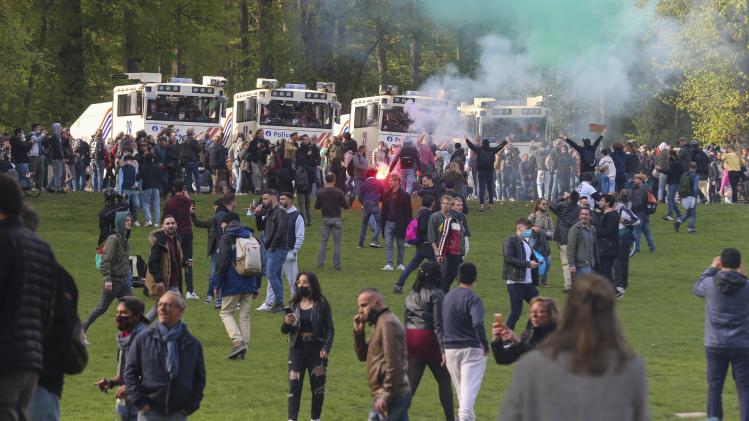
[576,266,593,275]
[384,221,405,266]
[360,202,381,245]
[92,159,104,191]
[658,173,668,201]
[506,283,539,330]
[495,171,503,199]
[141,188,161,224]
[402,168,416,194]
[396,247,434,288]
[502,172,515,199]
[599,175,614,193]
[232,161,242,193]
[368,392,412,421]
[666,184,682,218]
[318,217,343,269]
[181,233,194,293]
[206,251,218,298]
[76,168,87,191]
[27,385,60,421]
[266,248,288,306]
[440,254,463,292]
[477,170,495,205]
[705,346,749,421]
[15,163,29,189]
[137,411,187,421]
[678,200,697,230]
[633,212,656,252]
[53,159,63,191]
[184,161,200,193]
[123,189,140,222]
[536,170,550,199]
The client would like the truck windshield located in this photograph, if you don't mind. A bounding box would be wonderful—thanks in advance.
[481,116,546,143]
[260,100,332,128]
[381,107,412,133]
[147,95,221,123]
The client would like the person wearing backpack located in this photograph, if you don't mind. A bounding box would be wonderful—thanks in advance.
[214,213,261,360]
[630,174,656,255]
[83,211,134,333]
[655,149,684,221]
[381,174,413,272]
[674,162,701,234]
[465,137,507,211]
[389,140,422,194]
[394,195,436,294]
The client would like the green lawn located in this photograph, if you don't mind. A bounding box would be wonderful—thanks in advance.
[25,192,749,420]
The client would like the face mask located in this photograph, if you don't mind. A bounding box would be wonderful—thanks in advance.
[116,315,133,332]
[298,286,311,297]
[522,229,532,239]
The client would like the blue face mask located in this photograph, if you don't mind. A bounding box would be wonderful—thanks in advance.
[522,229,532,238]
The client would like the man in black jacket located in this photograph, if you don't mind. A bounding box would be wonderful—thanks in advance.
[124,291,206,419]
[502,218,540,329]
[549,191,580,292]
[465,138,506,210]
[630,174,656,254]
[380,174,412,272]
[180,129,202,193]
[596,194,622,297]
[46,123,65,193]
[561,131,603,177]
[262,189,288,312]
[0,174,59,419]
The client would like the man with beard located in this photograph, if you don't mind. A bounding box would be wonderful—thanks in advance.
[261,189,288,312]
[95,296,150,420]
[163,180,198,299]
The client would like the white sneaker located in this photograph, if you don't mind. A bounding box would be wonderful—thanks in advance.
[396,264,406,271]
[256,303,273,312]
[382,264,394,271]
[186,291,200,300]
[133,221,141,227]
[144,221,153,227]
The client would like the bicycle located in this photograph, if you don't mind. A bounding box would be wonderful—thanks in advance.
[22,171,42,198]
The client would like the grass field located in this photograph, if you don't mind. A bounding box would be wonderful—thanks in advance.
[24,192,749,420]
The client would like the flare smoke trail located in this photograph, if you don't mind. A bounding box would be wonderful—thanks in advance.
[407,0,655,140]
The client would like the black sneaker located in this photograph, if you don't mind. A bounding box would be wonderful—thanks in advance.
[370,241,383,248]
[393,285,403,294]
[270,304,285,313]
[226,343,248,359]
[615,287,625,300]
[663,215,674,221]
[673,219,682,232]
[358,243,364,249]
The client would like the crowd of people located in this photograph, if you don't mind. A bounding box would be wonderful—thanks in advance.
[2,124,749,421]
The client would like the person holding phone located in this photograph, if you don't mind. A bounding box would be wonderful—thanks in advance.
[281,272,334,421]
[502,218,541,330]
[491,297,558,365]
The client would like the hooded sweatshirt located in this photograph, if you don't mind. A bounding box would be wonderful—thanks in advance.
[47,123,64,160]
[694,267,749,348]
[100,211,131,283]
[213,221,260,296]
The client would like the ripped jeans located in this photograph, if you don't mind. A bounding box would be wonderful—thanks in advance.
[288,339,327,421]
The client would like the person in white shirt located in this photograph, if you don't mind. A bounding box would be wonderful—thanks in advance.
[575,173,598,207]
[597,148,616,193]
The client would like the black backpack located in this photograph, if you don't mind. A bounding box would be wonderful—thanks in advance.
[294,167,309,192]
[51,265,88,375]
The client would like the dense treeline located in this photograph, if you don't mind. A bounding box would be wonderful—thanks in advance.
[1,0,748,145]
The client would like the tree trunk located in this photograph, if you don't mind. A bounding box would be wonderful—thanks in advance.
[375,19,387,85]
[172,4,186,76]
[318,0,334,77]
[258,0,273,77]
[298,0,318,75]
[123,4,138,72]
[240,0,250,74]
[58,0,86,122]
[456,29,464,72]
[409,34,421,87]
[23,0,53,123]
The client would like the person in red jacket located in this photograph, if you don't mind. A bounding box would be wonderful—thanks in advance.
[162,179,197,299]
[380,174,413,271]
